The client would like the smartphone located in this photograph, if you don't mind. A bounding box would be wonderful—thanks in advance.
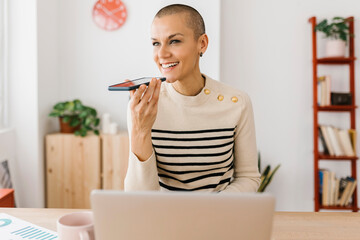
[108,77,166,91]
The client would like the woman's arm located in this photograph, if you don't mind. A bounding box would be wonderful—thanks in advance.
[221,93,261,192]
[124,79,162,191]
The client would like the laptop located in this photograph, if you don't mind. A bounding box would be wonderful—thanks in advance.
[91,190,275,240]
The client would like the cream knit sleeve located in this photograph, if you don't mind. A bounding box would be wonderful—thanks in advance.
[221,93,261,192]
[123,102,160,191]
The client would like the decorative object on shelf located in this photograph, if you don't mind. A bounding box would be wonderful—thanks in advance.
[309,16,358,212]
[48,99,100,137]
[101,113,119,135]
[314,17,354,57]
[92,0,127,31]
[331,92,352,105]
[257,153,280,192]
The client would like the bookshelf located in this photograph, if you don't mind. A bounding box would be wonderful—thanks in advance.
[309,16,358,212]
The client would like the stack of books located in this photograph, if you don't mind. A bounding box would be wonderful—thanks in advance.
[319,170,357,206]
[318,125,357,157]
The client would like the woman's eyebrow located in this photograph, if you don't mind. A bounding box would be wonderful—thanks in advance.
[151,33,184,41]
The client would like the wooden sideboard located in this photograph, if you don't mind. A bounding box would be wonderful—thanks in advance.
[45,133,129,209]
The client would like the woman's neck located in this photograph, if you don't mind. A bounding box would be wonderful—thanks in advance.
[172,72,205,96]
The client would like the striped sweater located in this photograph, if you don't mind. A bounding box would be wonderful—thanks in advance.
[124,75,261,192]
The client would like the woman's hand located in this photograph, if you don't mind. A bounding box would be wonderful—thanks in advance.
[129,78,162,161]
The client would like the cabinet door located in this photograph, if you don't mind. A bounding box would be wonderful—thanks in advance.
[46,134,101,208]
[102,133,129,190]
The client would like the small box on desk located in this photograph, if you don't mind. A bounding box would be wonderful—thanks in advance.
[0,189,15,207]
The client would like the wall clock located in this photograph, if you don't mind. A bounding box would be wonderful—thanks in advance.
[92,0,127,31]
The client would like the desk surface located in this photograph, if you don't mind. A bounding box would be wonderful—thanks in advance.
[1,208,360,240]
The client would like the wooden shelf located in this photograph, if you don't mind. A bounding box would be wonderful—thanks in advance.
[310,16,358,212]
[319,205,355,210]
[316,57,356,64]
[316,105,357,112]
[318,154,358,161]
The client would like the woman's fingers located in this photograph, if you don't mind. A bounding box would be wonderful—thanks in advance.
[139,78,157,104]
[131,84,146,106]
[149,79,162,106]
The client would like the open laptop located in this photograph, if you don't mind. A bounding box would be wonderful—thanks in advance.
[91,190,275,240]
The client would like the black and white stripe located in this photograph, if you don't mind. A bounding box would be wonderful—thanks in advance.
[151,127,236,192]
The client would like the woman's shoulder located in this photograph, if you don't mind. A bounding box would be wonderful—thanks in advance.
[205,75,251,105]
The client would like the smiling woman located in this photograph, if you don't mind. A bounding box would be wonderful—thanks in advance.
[124,4,261,193]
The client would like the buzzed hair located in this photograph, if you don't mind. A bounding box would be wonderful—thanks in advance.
[155,4,206,39]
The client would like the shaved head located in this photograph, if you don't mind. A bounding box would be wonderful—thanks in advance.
[154,4,206,39]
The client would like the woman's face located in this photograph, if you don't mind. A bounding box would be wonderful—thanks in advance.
[151,13,201,83]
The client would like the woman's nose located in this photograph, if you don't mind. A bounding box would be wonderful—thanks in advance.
[158,45,171,58]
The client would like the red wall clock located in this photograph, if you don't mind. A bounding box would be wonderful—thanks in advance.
[92,0,127,31]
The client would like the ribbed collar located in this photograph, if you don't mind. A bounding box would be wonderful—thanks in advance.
[164,74,213,107]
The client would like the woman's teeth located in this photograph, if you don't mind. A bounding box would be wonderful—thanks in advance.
[162,62,179,68]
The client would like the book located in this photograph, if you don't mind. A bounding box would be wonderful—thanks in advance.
[319,170,323,204]
[345,180,357,206]
[318,126,329,155]
[339,177,355,206]
[337,177,348,205]
[320,125,335,156]
[322,170,330,206]
[317,76,324,106]
[327,126,344,156]
[334,178,340,205]
[338,129,355,157]
[348,129,357,154]
[329,171,336,205]
[325,75,331,105]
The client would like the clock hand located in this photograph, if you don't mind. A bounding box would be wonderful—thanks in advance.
[111,7,124,14]
[101,5,113,16]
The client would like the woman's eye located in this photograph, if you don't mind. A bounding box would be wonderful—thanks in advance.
[170,40,180,44]
[152,42,160,46]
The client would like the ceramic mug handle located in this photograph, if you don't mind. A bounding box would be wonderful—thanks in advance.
[79,230,90,240]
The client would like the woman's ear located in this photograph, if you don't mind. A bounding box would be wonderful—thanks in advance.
[198,34,209,56]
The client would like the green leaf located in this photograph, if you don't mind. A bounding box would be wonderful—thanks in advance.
[79,111,88,118]
[261,165,271,178]
[49,112,60,117]
[74,130,81,136]
[94,118,100,127]
[70,117,80,127]
[80,128,87,137]
[84,117,92,126]
[54,102,66,111]
[65,101,75,112]
[94,130,100,135]
[62,116,70,123]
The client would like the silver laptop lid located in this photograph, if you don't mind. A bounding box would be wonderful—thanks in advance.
[91,190,275,240]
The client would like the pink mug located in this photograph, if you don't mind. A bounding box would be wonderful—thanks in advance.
[57,211,95,240]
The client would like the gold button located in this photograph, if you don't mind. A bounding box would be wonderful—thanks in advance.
[217,95,224,101]
[204,89,211,95]
[231,96,238,103]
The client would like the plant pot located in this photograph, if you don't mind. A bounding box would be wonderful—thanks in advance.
[59,117,81,133]
[325,39,346,57]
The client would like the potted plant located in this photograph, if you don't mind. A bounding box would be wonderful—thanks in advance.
[257,152,281,192]
[49,99,100,137]
[315,17,354,57]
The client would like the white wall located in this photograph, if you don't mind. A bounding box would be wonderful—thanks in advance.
[221,0,360,211]
[8,0,42,207]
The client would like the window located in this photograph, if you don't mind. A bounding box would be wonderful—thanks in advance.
[0,0,7,128]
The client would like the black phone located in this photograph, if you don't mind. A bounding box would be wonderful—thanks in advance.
[108,77,166,91]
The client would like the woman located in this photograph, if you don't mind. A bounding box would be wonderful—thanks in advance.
[124,4,260,192]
